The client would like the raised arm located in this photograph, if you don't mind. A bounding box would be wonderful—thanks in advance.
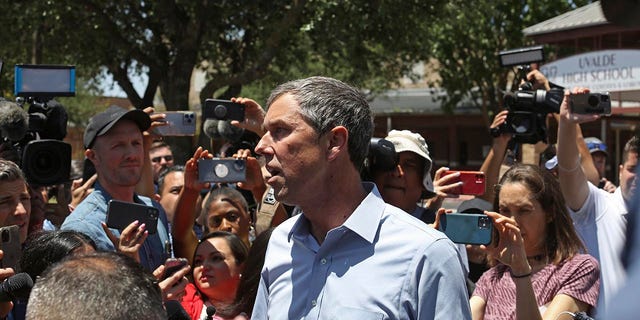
[172,147,212,263]
[479,110,511,203]
[556,88,601,211]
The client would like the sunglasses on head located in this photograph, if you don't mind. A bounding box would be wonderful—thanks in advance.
[209,212,240,228]
[151,155,174,163]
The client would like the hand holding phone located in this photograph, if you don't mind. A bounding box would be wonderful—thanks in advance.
[162,258,189,280]
[438,213,493,245]
[444,171,486,196]
[106,200,159,234]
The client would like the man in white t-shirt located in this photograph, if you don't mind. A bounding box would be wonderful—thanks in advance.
[557,87,637,312]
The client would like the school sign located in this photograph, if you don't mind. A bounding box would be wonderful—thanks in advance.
[540,50,640,93]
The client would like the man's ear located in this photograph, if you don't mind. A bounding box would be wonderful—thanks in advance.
[85,149,96,162]
[327,126,348,161]
[152,193,161,202]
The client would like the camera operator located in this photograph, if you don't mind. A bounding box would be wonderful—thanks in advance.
[556,86,636,313]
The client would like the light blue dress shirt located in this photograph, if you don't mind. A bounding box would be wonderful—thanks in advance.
[252,183,471,320]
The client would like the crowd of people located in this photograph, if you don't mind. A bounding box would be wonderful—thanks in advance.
[0,71,637,320]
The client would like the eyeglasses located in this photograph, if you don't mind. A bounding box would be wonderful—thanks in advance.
[209,212,240,228]
[151,155,174,163]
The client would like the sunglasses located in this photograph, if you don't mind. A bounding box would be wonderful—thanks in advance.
[209,212,240,228]
[151,155,174,163]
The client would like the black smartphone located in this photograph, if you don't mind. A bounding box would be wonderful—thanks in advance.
[82,157,96,185]
[438,212,493,245]
[106,200,159,234]
[570,92,612,116]
[154,111,197,136]
[198,158,246,183]
[0,225,22,272]
[162,258,189,280]
[203,99,245,122]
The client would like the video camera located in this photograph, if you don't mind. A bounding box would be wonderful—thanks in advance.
[492,46,563,144]
[361,137,398,181]
[0,64,75,186]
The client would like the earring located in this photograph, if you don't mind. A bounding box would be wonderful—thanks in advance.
[249,225,256,243]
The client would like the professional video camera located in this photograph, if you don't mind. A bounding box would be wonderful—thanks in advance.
[0,64,75,186]
[492,46,563,144]
[361,137,397,182]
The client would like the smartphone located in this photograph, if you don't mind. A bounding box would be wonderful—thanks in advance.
[162,257,189,280]
[81,157,96,185]
[203,99,245,122]
[0,225,22,271]
[438,213,493,245]
[154,111,197,136]
[106,200,159,234]
[198,158,246,183]
[570,92,611,116]
[445,171,486,196]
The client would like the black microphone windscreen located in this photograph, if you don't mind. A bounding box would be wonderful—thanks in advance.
[206,305,216,318]
[217,120,244,142]
[203,119,221,139]
[0,102,29,142]
[0,273,34,302]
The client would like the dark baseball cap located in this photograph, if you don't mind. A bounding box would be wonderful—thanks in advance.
[83,105,151,149]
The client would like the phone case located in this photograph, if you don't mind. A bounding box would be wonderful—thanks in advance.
[162,258,189,280]
[0,225,22,271]
[198,158,246,183]
[570,92,612,115]
[438,213,493,245]
[154,111,197,136]
[445,171,486,196]
[106,200,159,234]
[203,99,246,122]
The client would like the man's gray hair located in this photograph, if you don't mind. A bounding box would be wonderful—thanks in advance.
[266,76,373,171]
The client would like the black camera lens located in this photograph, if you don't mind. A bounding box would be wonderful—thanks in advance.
[1,229,9,242]
[588,95,600,107]
[233,159,245,171]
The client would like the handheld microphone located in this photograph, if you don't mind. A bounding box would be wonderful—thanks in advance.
[165,300,190,320]
[0,102,29,142]
[205,305,216,320]
[0,273,34,302]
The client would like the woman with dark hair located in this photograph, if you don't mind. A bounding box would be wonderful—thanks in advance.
[180,231,248,320]
[200,187,253,248]
[471,164,600,319]
[20,230,96,282]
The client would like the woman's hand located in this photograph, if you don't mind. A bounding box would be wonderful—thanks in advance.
[153,262,190,301]
[184,147,213,192]
[482,211,530,276]
[102,221,148,263]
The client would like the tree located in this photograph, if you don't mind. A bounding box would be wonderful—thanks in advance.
[425,0,590,127]
[2,0,447,158]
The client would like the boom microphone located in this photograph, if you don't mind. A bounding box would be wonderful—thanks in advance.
[0,273,34,302]
[0,101,29,142]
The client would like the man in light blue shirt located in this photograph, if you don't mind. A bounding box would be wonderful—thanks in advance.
[252,76,471,319]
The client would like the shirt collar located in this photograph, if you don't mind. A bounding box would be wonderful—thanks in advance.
[288,182,385,244]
